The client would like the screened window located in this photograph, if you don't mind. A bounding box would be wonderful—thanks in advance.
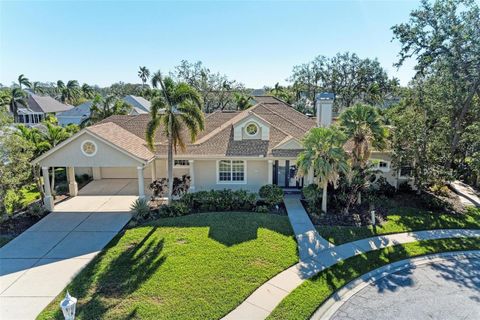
[218,160,245,182]
[174,160,189,167]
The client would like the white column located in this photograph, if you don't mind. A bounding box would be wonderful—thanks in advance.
[189,160,195,192]
[42,166,54,211]
[137,166,145,199]
[151,159,157,182]
[92,167,101,180]
[67,167,78,196]
[268,160,273,184]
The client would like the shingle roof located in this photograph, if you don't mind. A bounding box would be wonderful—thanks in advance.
[93,96,317,158]
[57,101,93,117]
[123,95,151,114]
[86,122,155,161]
[24,94,72,113]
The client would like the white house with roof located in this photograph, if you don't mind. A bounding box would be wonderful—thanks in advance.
[57,95,151,126]
[33,95,407,211]
[14,94,72,126]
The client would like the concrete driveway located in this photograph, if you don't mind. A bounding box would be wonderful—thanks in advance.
[0,183,135,319]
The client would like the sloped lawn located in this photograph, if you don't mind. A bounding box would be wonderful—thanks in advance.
[37,212,297,320]
[317,207,480,245]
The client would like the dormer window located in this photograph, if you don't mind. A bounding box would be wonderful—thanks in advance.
[245,123,258,136]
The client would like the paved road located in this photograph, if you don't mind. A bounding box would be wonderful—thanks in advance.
[0,185,134,320]
[329,256,480,320]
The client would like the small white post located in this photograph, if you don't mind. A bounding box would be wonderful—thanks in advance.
[189,160,195,191]
[137,166,145,199]
[42,166,54,211]
[371,210,376,226]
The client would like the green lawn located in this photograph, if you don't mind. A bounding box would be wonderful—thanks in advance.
[317,206,480,245]
[268,237,480,320]
[37,212,298,320]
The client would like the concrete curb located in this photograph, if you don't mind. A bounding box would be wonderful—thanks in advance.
[310,250,480,320]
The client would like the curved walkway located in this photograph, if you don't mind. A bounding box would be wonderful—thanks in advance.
[314,250,480,320]
[222,194,480,319]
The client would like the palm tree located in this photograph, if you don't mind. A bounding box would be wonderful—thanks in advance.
[81,83,95,98]
[147,71,204,204]
[56,80,80,104]
[30,81,45,94]
[339,103,389,204]
[81,94,132,126]
[339,103,389,170]
[17,74,31,89]
[138,66,150,88]
[41,123,71,194]
[297,127,349,213]
[3,88,28,122]
[233,92,253,110]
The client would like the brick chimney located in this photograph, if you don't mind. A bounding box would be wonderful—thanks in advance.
[315,92,334,127]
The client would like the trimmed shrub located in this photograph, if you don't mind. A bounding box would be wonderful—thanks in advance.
[27,202,46,218]
[259,184,284,207]
[158,202,190,218]
[371,176,396,197]
[179,189,256,212]
[254,205,269,213]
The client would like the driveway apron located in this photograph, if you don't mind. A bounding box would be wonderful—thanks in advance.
[0,181,135,320]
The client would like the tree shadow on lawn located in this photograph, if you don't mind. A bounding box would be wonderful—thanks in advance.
[150,211,293,247]
[46,227,166,319]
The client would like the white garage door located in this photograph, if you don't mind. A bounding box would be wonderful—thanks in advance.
[101,167,137,179]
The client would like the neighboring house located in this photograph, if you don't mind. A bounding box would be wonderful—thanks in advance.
[14,94,72,126]
[57,101,93,126]
[122,95,151,114]
[33,95,407,210]
[56,95,151,126]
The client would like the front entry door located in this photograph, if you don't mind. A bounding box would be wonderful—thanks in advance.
[273,160,303,188]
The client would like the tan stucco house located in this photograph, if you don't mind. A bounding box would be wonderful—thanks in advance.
[33,96,406,211]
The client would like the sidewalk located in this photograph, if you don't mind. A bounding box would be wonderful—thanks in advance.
[222,193,480,320]
[283,194,334,261]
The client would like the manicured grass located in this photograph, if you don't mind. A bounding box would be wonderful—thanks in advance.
[268,237,480,320]
[37,212,298,320]
[317,207,480,245]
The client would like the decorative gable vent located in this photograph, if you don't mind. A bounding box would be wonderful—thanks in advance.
[233,114,270,141]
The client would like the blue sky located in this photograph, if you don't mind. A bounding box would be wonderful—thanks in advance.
[0,1,419,88]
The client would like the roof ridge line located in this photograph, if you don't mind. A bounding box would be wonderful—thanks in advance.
[191,104,262,145]
[260,102,312,132]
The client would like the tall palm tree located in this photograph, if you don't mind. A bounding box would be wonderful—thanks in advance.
[81,83,95,98]
[339,103,389,170]
[41,123,71,193]
[56,80,80,104]
[30,81,45,94]
[339,103,389,204]
[138,66,150,88]
[147,71,204,204]
[297,127,349,213]
[17,74,31,89]
[3,88,28,122]
[81,94,132,126]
